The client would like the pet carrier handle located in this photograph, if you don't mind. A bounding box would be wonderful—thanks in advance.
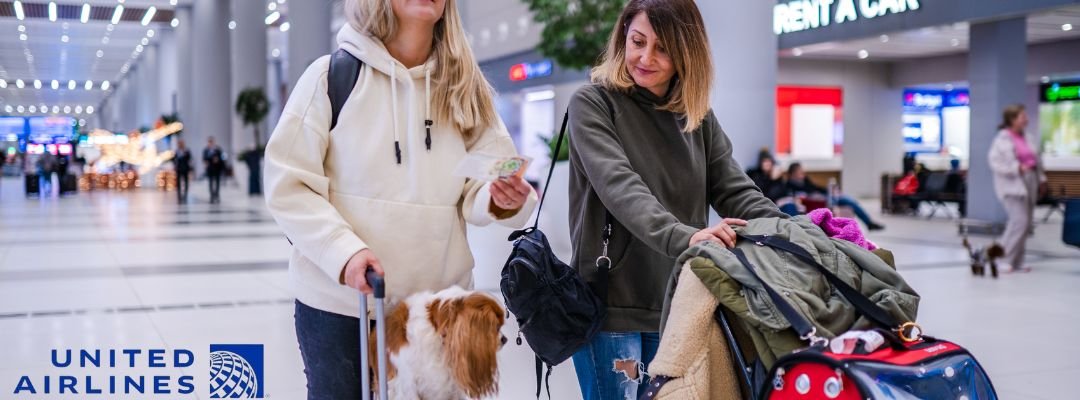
[359,267,388,400]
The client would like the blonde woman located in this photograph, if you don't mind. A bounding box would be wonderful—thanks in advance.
[567,0,787,398]
[989,104,1045,273]
[263,0,536,397]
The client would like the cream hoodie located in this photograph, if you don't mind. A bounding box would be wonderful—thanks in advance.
[264,24,537,318]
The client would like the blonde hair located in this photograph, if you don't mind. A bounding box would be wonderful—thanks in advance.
[345,0,497,136]
[591,0,713,133]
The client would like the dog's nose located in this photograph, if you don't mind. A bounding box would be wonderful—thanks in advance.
[500,335,508,346]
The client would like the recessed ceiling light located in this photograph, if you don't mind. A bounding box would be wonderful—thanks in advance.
[102,37,110,44]
[48,2,57,22]
[171,18,179,28]
[271,48,280,58]
[1064,24,1074,32]
[265,11,280,25]
[228,20,236,30]
[879,34,889,43]
[29,106,37,113]
[4,105,11,113]
[140,37,148,45]
[280,22,290,32]
[51,80,59,90]
[268,2,276,11]
[17,106,24,113]
[951,38,960,47]
[81,3,91,23]
[39,103,46,111]
[136,44,144,52]
[170,0,177,5]
[34,79,41,89]
[68,80,76,90]
[857,49,869,59]
[111,5,124,25]
[15,79,24,88]
[14,1,24,20]
[52,106,59,114]
[86,106,95,114]
[101,81,110,90]
[61,35,69,43]
[85,80,93,90]
[75,105,83,114]
[96,49,104,57]
[792,48,803,56]
[18,25,25,32]
[147,29,155,37]
[141,6,156,26]
[19,34,27,41]
[63,106,71,114]
[0,79,6,88]
[107,24,115,32]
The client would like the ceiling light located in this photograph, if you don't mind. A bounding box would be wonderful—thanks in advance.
[85,80,93,90]
[111,5,124,25]
[63,106,71,114]
[1064,24,1074,32]
[19,34,27,41]
[271,48,280,58]
[1041,76,1051,83]
[68,80,76,90]
[265,11,280,25]
[96,49,104,57]
[102,37,110,44]
[4,106,11,113]
[75,105,83,114]
[280,22,290,32]
[107,24,114,31]
[228,20,236,30]
[18,25,25,32]
[48,2,57,22]
[171,18,179,28]
[140,37,148,45]
[61,34,69,43]
[857,49,869,59]
[101,81,110,90]
[0,79,6,88]
[14,1,25,20]
[880,34,889,43]
[29,106,37,113]
[146,29,155,37]
[51,80,59,89]
[52,106,59,114]
[268,2,277,11]
[81,3,91,23]
[951,38,960,47]
[792,48,803,56]
[34,80,42,89]
[87,106,95,114]
[141,6,156,26]
[136,44,143,52]
[39,103,46,110]
[170,0,177,5]
[16,80,24,88]
[17,106,24,113]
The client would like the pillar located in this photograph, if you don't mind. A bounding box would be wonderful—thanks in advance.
[287,0,333,89]
[696,0,777,169]
[174,6,193,132]
[231,0,269,153]
[191,0,231,164]
[965,17,1027,231]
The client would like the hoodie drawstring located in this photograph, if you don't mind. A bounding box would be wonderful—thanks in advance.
[425,68,432,151]
[390,67,402,164]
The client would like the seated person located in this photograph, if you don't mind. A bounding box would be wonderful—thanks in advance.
[746,152,801,216]
[786,162,886,231]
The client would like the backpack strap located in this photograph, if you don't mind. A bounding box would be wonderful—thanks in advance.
[328,49,364,131]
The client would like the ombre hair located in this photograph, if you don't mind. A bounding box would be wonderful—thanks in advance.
[345,0,497,136]
[591,0,713,133]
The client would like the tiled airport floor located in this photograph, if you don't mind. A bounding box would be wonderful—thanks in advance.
[1,176,1076,399]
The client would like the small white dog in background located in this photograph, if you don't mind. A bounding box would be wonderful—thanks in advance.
[370,286,507,399]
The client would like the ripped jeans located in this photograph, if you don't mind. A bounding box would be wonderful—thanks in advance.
[572,332,661,400]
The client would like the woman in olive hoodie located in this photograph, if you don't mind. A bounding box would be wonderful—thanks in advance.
[567,0,786,398]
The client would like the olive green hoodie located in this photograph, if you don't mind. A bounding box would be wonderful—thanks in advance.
[568,84,787,332]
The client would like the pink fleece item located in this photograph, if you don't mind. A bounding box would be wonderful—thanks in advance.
[807,208,878,251]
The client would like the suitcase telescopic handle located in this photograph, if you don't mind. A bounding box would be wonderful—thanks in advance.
[365,269,385,299]
[360,267,388,400]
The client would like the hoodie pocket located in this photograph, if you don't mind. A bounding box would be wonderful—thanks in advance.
[329,192,462,298]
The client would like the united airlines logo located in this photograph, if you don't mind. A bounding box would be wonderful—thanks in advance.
[209,344,264,399]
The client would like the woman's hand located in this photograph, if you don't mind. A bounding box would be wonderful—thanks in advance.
[490,175,532,211]
[342,249,384,295]
[689,218,749,248]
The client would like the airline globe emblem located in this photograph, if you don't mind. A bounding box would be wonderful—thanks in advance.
[209,351,259,398]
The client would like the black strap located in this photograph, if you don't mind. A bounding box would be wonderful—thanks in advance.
[736,234,904,332]
[532,111,569,230]
[533,356,553,399]
[327,49,364,131]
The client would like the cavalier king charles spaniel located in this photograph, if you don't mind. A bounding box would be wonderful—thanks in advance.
[370,286,507,399]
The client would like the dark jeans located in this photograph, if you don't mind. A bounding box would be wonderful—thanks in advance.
[176,172,189,203]
[294,301,363,400]
[207,173,221,203]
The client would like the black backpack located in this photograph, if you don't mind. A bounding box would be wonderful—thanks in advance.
[501,96,616,397]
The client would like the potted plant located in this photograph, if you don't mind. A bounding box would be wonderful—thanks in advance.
[523,0,626,70]
[235,87,271,195]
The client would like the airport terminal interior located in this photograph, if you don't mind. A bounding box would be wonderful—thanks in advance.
[1,0,1079,399]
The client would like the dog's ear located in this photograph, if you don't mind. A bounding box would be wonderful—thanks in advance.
[444,294,504,398]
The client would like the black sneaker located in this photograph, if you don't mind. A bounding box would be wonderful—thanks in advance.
[867,222,885,231]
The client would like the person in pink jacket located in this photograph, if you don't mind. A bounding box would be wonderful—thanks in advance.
[988,104,1046,273]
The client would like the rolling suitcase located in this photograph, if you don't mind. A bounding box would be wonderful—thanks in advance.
[359,269,388,400]
[1065,198,1080,248]
[25,173,40,196]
